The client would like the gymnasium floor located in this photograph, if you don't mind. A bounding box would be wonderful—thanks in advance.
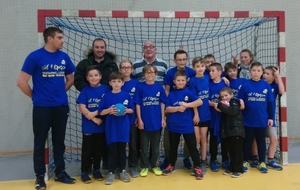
[0,165,300,190]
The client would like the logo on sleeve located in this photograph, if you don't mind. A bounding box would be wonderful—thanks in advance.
[156,92,160,97]
[123,99,129,106]
[263,89,268,94]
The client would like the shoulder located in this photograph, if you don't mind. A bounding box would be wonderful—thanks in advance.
[154,58,168,68]
[133,59,145,66]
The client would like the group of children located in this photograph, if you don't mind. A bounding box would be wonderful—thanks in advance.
[76,49,284,185]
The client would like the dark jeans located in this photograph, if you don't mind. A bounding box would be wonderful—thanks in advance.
[128,124,140,167]
[226,136,244,173]
[33,106,69,176]
[243,127,267,162]
[140,130,160,168]
[164,128,190,159]
[209,128,228,162]
[169,131,200,167]
[81,133,106,172]
[107,142,127,173]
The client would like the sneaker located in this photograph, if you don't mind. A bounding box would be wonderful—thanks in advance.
[162,164,175,176]
[153,167,163,176]
[93,169,103,181]
[231,172,243,178]
[210,160,219,172]
[139,168,148,177]
[55,171,76,184]
[81,172,92,183]
[243,161,250,172]
[257,162,268,173]
[119,170,131,182]
[105,172,115,185]
[35,175,46,190]
[190,168,195,176]
[194,167,204,180]
[250,159,259,168]
[183,157,192,169]
[267,160,283,171]
[201,163,207,174]
[223,170,231,175]
[129,167,139,178]
[160,158,169,170]
[222,161,230,170]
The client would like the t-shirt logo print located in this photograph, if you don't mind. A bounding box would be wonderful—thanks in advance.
[123,99,129,106]
[156,92,160,97]
[184,96,189,102]
[131,87,136,93]
[61,60,66,65]
[263,89,268,94]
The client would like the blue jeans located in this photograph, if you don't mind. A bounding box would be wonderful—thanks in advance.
[33,106,69,176]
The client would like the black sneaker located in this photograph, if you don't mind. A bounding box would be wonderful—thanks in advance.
[93,169,104,181]
[81,172,91,183]
[55,171,76,184]
[35,175,46,190]
[194,167,204,180]
[162,164,175,176]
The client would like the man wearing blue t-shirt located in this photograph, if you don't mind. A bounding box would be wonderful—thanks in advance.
[17,27,76,190]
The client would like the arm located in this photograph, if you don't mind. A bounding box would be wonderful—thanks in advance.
[100,105,117,116]
[217,98,240,116]
[165,105,185,113]
[180,98,203,108]
[136,104,144,130]
[193,107,200,125]
[164,85,170,96]
[79,104,98,120]
[124,108,134,114]
[161,103,166,128]
[274,68,285,95]
[65,73,74,91]
[17,71,32,98]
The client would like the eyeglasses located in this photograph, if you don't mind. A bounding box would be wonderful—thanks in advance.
[143,46,155,50]
[145,71,156,75]
[120,67,132,70]
[176,59,188,62]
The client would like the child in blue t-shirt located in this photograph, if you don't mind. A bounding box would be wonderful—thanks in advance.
[208,62,228,172]
[238,62,274,174]
[162,70,204,180]
[189,57,211,174]
[77,65,109,183]
[98,72,134,185]
[263,66,285,170]
[119,60,140,177]
[135,64,167,177]
[224,62,246,98]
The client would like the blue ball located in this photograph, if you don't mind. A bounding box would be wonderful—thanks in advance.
[115,103,125,116]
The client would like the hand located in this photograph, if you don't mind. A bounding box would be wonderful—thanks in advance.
[110,105,118,116]
[273,67,280,78]
[91,118,102,125]
[85,112,94,120]
[123,107,128,115]
[268,119,273,127]
[221,77,230,86]
[178,105,186,112]
[239,99,245,110]
[193,115,200,125]
[137,120,144,130]
[214,103,221,112]
[179,101,188,107]
[162,120,166,128]
[232,55,239,65]
[178,44,184,50]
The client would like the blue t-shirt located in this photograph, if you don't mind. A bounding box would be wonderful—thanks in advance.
[269,82,280,127]
[238,79,274,128]
[166,88,199,134]
[189,75,211,122]
[122,78,139,125]
[134,82,167,131]
[98,91,134,145]
[164,67,196,91]
[21,47,75,106]
[76,85,108,134]
[209,80,227,136]
[229,78,246,97]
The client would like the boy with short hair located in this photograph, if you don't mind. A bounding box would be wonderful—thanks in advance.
[99,72,134,185]
[204,54,215,76]
[224,62,246,97]
[208,63,229,172]
[135,64,167,177]
[162,71,204,180]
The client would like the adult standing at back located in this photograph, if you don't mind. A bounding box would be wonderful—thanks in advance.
[132,41,168,85]
[17,27,76,190]
[74,38,118,91]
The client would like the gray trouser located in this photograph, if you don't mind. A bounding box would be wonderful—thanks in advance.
[140,130,160,168]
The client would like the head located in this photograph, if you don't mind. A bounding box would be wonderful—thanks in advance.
[109,72,124,91]
[43,27,64,50]
[204,54,215,70]
[86,65,102,87]
[220,87,234,101]
[240,49,254,66]
[250,62,264,81]
[173,70,187,89]
[92,38,107,60]
[119,59,133,77]
[209,62,223,80]
[173,50,188,70]
[192,57,206,76]
[142,64,158,82]
[143,41,157,61]
[263,66,277,83]
[224,62,238,79]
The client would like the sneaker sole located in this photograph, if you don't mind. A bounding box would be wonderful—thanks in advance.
[93,177,104,181]
[231,175,242,178]
[54,179,76,184]
[196,176,203,180]
[267,166,283,171]
[82,180,92,184]
[162,170,176,176]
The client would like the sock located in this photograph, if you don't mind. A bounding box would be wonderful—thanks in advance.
[252,155,258,160]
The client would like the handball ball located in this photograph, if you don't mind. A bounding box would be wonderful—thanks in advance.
[115,103,125,116]
[221,100,230,107]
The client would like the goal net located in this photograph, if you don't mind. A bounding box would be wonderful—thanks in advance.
[42,10,285,172]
